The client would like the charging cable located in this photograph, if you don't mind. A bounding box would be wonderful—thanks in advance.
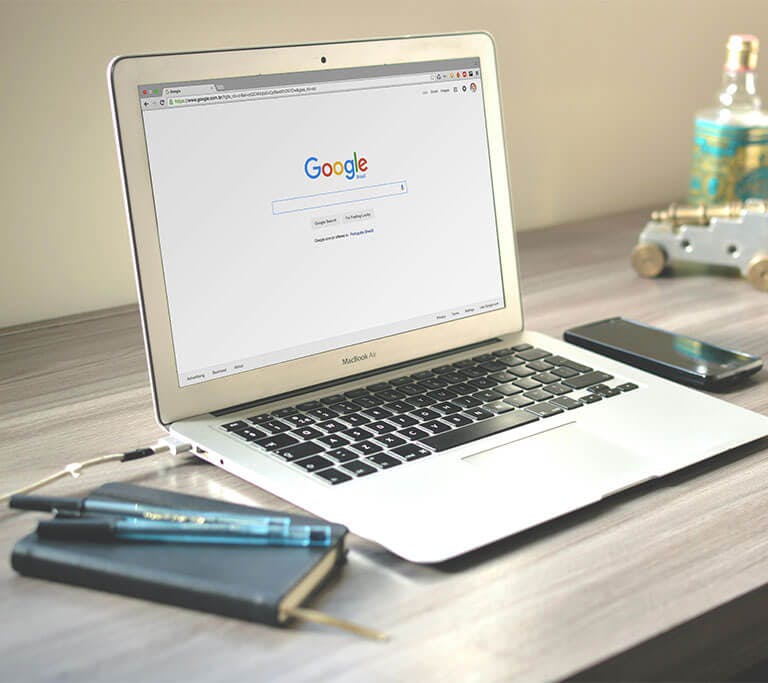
[0,435,192,504]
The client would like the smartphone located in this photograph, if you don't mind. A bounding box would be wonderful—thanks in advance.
[563,317,762,389]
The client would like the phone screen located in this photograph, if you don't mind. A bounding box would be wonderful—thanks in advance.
[573,318,756,376]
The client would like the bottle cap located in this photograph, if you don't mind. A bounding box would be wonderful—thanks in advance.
[725,34,759,71]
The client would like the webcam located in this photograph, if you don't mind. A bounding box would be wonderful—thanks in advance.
[321,56,327,63]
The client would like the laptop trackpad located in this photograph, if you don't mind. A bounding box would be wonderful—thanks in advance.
[462,423,652,498]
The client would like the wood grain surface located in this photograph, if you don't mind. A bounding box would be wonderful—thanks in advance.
[2,207,768,682]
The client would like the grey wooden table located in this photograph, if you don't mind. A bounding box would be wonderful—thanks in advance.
[2,207,768,682]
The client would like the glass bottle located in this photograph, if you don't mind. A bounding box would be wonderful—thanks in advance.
[689,34,768,204]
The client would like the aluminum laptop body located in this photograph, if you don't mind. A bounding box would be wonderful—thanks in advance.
[109,33,768,562]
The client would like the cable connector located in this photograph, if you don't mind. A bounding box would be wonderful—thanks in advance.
[154,435,193,456]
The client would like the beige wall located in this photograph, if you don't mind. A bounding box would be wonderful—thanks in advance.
[2,0,767,327]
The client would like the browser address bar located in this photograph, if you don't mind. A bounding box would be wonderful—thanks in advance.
[167,73,431,107]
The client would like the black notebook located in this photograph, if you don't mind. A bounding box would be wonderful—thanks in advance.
[11,483,348,627]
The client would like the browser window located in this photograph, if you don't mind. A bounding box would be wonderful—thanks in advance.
[139,59,505,387]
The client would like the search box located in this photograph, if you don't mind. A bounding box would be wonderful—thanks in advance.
[272,181,407,215]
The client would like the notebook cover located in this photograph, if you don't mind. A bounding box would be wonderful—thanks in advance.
[10,483,348,626]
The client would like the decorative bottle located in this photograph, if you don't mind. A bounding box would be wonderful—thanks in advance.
[689,34,768,203]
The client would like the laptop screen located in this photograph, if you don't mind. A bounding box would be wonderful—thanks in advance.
[139,58,505,387]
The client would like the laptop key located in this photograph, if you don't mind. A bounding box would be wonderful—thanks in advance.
[492,348,516,356]
[285,414,315,427]
[411,408,441,421]
[362,406,394,420]
[432,401,462,415]
[294,426,324,440]
[484,401,515,414]
[443,413,473,428]
[340,413,370,427]
[498,356,525,368]
[320,394,346,405]
[427,388,458,402]
[509,366,536,378]
[527,359,554,372]
[391,444,432,461]
[472,353,493,362]
[366,382,390,392]
[307,407,339,420]
[452,359,475,369]
[341,460,377,477]
[314,468,353,485]
[367,420,396,435]
[231,426,268,441]
[272,407,298,417]
[389,414,419,428]
[453,396,483,409]
[367,453,402,469]
[352,396,382,409]
[511,343,532,351]
[399,384,424,396]
[468,377,498,389]
[618,382,639,391]
[473,389,504,402]
[523,389,553,402]
[551,366,580,378]
[420,410,539,452]
[294,455,334,472]
[384,400,415,413]
[421,420,451,434]
[404,394,436,407]
[451,382,476,396]
[478,361,507,373]
[489,371,516,383]
[331,401,360,415]
[550,396,583,410]
[325,447,359,463]
[389,376,413,386]
[350,440,383,456]
[513,377,541,390]
[343,426,375,442]
[247,414,273,425]
[432,365,454,374]
[563,371,614,389]
[516,348,552,361]
[316,419,347,432]
[374,433,407,449]
[317,434,350,449]
[398,426,430,441]
[296,401,322,411]
[344,388,368,399]
[276,441,325,461]
[464,407,495,420]
[261,419,292,434]
[376,389,406,402]
[222,420,250,431]
[526,402,564,418]
[495,383,523,396]
[546,383,572,396]
[578,393,602,404]
[504,395,534,408]
[254,433,301,451]
[532,372,560,384]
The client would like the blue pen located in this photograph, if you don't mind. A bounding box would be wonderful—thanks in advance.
[36,517,333,547]
[10,494,332,544]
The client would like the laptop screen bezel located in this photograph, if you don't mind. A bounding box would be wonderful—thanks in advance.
[109,32,524,425]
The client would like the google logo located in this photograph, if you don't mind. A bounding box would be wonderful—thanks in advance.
[304,152,368,180]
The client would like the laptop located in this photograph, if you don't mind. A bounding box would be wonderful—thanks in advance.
[109,33,768,562]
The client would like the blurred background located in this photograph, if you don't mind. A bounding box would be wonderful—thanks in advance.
[2,0,768,328]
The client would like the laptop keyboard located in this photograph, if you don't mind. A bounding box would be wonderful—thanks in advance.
[219,344,638,485]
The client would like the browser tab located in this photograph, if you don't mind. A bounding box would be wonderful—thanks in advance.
[162,84,216,97]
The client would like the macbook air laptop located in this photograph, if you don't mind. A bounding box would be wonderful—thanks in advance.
[109,33,768,562]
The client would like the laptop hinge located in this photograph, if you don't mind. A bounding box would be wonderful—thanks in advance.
[212,337,503,417]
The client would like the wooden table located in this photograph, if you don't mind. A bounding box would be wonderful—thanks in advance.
[2,207,768,682]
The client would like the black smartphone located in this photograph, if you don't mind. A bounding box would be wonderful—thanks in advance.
[563,317,762,389]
